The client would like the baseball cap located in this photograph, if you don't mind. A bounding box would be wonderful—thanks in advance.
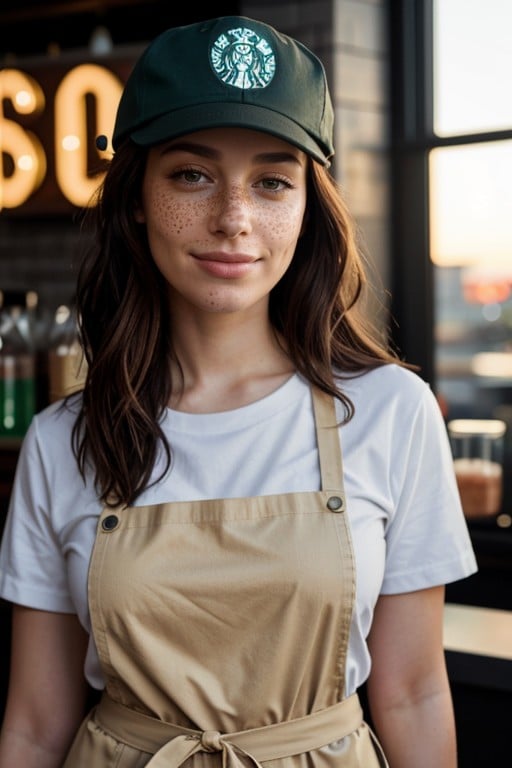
[110,15,334,166]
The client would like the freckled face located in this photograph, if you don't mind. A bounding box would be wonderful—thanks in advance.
[136,127,308,318]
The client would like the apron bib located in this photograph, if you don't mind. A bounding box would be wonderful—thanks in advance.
[64,387,388,767]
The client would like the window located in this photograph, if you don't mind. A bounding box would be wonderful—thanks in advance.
[390,0,512,530]
[431,1,512,425]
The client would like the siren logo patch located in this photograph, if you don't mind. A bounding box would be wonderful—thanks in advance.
[210,26,276,89]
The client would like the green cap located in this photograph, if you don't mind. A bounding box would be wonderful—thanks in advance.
[111,15,334,166]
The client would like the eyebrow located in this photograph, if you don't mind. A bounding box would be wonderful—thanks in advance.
[160,141,304,166]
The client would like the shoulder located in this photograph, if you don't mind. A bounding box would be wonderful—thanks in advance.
[12,393,102,532]
[334,364,449,470]
[341,362,429,394]
[19,394,82,472]
[337,363,438,419]
[33,393,81,435]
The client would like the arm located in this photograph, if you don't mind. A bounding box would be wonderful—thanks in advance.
[0,605,89,768]
[366,586,457,768]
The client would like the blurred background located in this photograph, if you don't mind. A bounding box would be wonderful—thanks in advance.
[1,1,512,764]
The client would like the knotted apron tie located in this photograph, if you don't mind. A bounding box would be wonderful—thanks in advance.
[94,692,364,768]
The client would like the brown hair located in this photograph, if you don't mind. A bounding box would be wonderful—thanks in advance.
[73,141,408,507]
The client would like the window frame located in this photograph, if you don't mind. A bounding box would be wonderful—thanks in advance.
[388,0,512,389]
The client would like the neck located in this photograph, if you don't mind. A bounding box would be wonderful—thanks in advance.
[168,307,294,413]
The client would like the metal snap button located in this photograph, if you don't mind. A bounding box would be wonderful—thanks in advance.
[102,514,119,531]
[326,496,344,512]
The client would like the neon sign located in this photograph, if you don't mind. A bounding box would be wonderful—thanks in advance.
[1,55,132,214]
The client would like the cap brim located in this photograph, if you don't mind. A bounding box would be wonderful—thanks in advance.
[126,103,332,166]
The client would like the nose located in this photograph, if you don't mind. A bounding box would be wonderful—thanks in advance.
[209,185,253,238]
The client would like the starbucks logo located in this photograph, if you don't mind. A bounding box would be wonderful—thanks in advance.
[210,26,276,90]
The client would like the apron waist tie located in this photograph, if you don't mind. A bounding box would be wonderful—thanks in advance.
[94,693,364,768]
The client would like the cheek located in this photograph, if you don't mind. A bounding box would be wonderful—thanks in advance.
[258,200,306,246]
[146,195,212,236]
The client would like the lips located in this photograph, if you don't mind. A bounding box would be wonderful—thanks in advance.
[193,252,258,279]
[194,252,257,264]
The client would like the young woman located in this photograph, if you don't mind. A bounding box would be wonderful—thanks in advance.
[0,15,477,768]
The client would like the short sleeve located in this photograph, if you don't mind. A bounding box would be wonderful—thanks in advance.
[381,384,477,593]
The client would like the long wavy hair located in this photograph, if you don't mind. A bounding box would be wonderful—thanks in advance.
[72,139,409,507]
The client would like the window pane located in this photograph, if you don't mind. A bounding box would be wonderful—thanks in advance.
[432,143,512,460]
[433,0,512,136]
[429,141,512,267]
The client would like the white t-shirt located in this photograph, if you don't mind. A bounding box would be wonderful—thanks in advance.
[0,366,477,695]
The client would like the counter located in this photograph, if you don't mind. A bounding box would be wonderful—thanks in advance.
[444,602,512,689]
[444,602,512,766]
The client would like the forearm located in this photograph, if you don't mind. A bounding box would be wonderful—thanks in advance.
[0,607,89,768]
[371,687,457,768]
[367,588,458,768]
[0,726,69,768]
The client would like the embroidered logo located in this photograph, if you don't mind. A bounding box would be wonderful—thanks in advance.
[210,26,276,90]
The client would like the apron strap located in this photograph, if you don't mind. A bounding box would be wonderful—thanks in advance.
[311,386,345,493]
[94,692,365,768]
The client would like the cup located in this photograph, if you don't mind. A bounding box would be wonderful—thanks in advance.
[448,419,506,519]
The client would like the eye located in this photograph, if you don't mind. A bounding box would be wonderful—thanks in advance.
[258,176,294,192]
[172,168,205,184]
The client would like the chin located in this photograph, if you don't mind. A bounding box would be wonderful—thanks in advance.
[195,289,266,315]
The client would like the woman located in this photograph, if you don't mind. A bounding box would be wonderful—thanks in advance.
[0,15,477,768]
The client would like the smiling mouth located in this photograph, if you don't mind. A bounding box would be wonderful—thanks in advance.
[194,252,257,264]
[193,254,258,279]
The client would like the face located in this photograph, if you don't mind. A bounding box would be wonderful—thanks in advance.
[135,127,308,320]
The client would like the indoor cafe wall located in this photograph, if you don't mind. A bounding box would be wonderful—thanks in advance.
[0,51,137,308]
[1,0,392,320]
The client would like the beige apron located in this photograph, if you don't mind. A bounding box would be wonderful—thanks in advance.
[64,387,388,767]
